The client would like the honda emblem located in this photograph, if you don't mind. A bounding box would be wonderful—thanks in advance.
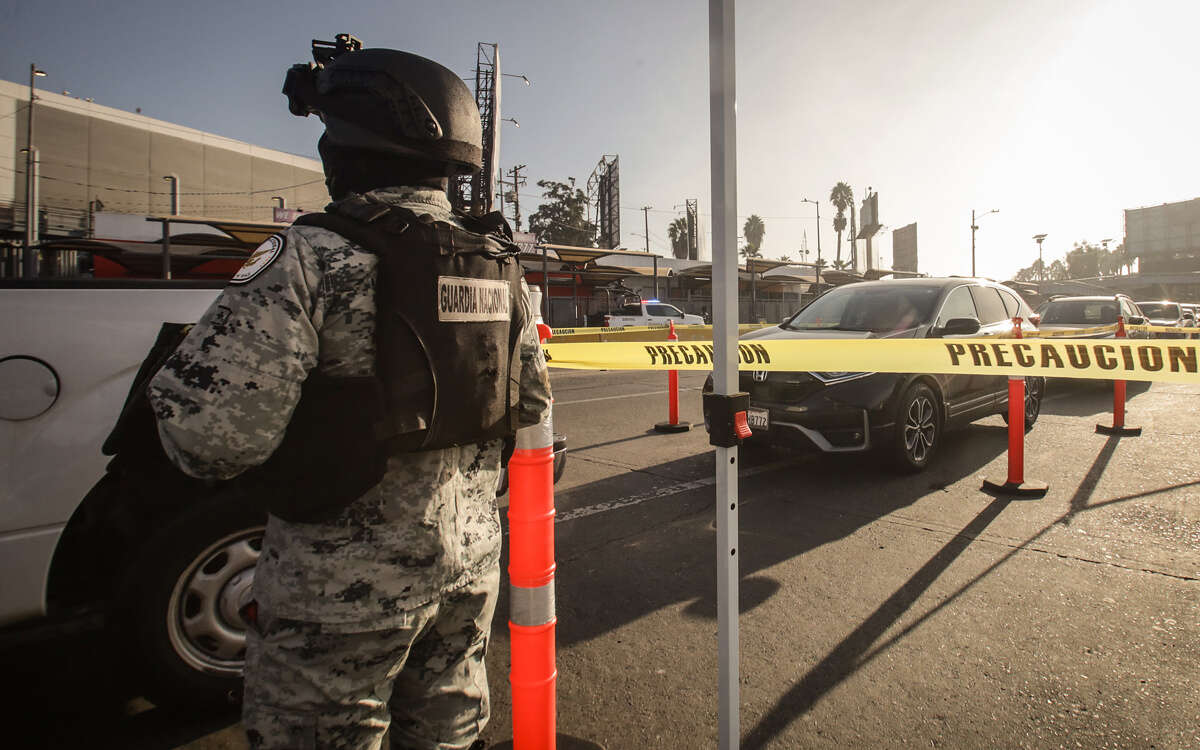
[752,370,768,382]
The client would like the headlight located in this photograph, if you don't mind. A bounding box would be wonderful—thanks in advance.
[812,371,872,384]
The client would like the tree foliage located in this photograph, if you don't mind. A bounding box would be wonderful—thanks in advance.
[741,214,765,258]
[1011,239,1131,282]
[527,179,597,247]
[667,217,690,258]
[829,182,854,265]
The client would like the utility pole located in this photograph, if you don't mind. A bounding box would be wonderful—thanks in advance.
[24,63,46,278]
[499,164,527,230]
[1033,233,1047,281]
[971,207,998,277]
[641,205,652,253]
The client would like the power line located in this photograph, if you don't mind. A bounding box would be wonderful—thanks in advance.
[0,164,325,196]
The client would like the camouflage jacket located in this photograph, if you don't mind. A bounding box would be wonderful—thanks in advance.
[149,186,552,630]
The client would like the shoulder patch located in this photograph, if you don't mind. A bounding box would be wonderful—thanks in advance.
[231,234,286,285]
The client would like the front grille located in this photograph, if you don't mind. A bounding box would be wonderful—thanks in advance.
[741,371,823,404]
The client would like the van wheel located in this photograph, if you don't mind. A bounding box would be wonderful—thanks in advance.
[112,487,266,708]
[889,382,941,473]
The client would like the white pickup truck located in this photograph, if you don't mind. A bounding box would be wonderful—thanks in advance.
[0,277,564,708]
[603,300,704,328]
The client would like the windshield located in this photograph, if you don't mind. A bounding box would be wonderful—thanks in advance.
[1137,302,1180,319]
[1041,300,1118,325]
[783,285,940,333]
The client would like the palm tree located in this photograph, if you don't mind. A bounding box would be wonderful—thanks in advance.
[829,182,854,266]
[741,214,765,257]
[667,217,690,258]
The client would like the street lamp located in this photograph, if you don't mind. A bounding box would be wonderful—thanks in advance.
[970,208,999,277]
[1032,233,1047,281]
[23,64,47,278]
[801,198,822,287]
[501,73,531,86]
[501,117,520,128]
[162,175,181,215]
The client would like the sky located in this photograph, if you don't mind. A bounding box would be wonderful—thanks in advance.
[2,0,1197,280]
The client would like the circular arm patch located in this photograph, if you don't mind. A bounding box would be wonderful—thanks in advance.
[231,234,286,285]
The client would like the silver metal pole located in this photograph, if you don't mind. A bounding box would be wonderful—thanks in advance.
[709,1,740,748]
[161,220,172,280]
[24,146,39,278]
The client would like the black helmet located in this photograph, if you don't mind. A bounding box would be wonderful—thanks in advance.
[283,35,482,174]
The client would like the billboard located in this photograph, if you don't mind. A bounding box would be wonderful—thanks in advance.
[856,191,880,239]
[597,157,620,249]
[892,223,918,273]
[1124,197,1200,273]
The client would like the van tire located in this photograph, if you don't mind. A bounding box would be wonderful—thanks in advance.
[111,486,266,708]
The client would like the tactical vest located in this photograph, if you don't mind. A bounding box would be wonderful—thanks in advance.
[237,194,526,522]
[296,193,527,452]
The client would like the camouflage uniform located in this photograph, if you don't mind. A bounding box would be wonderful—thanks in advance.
[149,186,552,750]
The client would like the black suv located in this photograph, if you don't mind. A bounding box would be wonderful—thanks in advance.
[703,278,1044,472]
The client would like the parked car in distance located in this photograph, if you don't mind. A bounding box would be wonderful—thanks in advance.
[1035,295,1149,338]
[604,299,704,328]
[1135,300,1186,338]
[702,278,1045,472]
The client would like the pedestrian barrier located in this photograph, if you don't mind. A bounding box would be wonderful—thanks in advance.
[549,322,770,342]
[1028,323,1118,338]
[503,326,604,750]
[506,322,558,749]
[1128,323,1197,337]
[541,337,1200,383]
[1096,316,1143,437]
[982,318,1048,498]
[653,320,691,434]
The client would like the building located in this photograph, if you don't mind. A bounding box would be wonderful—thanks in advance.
[1124,197,1200,274]
[1,78,327,275]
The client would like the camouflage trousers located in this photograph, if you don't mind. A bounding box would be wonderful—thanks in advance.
[243,565,500,750]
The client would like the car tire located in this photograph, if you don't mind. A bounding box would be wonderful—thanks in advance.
[888,382,941,473]
[1001,376,1044,432]
[111,487,266,708]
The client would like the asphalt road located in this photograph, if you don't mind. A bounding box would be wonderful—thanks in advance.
[4,370,1198,749]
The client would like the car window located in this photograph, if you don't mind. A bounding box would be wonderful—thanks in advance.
[1120,299,1139,320]
[784,284,941,333]
[968,286,1010,324]
[1137,302,1180,319]
[1043,300,1118,325]
[999,289,1024,318]
[935,286,978,327]
[645,304,681,317]
[621,303,642,315]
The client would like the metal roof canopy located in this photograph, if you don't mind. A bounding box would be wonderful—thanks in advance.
[146,215,287,247]
[146,215,286,280]
[540,243,667,266]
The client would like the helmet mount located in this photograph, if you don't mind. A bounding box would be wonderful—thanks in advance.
[282,33,482,174]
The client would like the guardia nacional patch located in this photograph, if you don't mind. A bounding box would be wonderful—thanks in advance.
[437,276,511,322]
[231,234,286,285]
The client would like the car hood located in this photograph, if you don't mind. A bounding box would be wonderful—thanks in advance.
[740,324,923,341]
[1147,317,1179,326]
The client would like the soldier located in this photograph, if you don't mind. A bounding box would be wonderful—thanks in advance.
[148,34,552,750]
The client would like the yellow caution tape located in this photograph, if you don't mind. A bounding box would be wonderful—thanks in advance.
[1028,324,1118,338]
[550,322,769,337]
[1128,324,1198,336]
[542,337,1200,384]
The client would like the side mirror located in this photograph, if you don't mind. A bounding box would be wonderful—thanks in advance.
[932,317,981,337]
[1028,313,1042,327]
[1126,315,1146,326]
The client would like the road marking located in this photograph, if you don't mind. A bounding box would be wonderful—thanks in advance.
[557,386,702,406]
[553,457,796,524]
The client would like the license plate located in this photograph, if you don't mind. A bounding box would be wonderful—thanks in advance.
[747,407,769,430]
